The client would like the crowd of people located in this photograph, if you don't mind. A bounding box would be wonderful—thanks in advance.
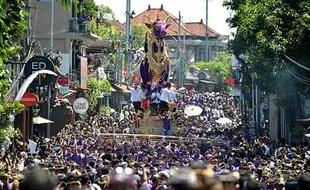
[128,83,240,136]
[1,86,310,190]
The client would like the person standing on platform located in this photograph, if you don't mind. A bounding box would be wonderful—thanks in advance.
[137,84,146,112]
[151,88,160,114]
[130,84,140,113]
[159,83,171,115]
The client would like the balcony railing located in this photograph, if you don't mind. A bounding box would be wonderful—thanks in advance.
[69,18,91,34]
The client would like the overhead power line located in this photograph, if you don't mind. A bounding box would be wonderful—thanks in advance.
[285,55,310,72]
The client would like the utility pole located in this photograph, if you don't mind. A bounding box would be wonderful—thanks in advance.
[125,0,131,83]
[117,39,123,84]
[205,0,209,62]
[180,33,186,87]
[255,83,261,135]
[51,0,54,53]
[178,11,181,55]
[177,11,182,87]
[47,0,54,137]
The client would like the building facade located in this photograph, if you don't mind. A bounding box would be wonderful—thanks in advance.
[29,0,113,74]
[128,4,228,63]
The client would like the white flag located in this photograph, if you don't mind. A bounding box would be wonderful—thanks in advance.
[28,139,37,153]
[119,110,124,121]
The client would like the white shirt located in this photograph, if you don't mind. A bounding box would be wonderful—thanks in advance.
[151,92,160,104]
[130,89,139,102]
[160,88,171,103]
[137,89,146,102]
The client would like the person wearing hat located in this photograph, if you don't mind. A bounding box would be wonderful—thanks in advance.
[96,175,110,190]
[218,171,239,190]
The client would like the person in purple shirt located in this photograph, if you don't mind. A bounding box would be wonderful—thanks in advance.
[160,115,172,136]
[70,149,82,165]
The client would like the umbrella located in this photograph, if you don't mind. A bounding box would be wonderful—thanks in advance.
[184,105,203,116]
[216,117,232,125]
[33,116,54,124]
[178,87,186,91]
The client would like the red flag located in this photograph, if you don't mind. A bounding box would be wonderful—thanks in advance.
[225,78,235,84]
[124,67,128,79]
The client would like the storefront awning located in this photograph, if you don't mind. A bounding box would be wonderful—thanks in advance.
[111,83,131,94]
[199,80,217,84]
[33,116,54,125]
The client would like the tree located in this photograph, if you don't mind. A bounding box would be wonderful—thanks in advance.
[86,78,112,114]
[87,3,119,41]
[224,0,310,92]
[0,0,27,143]
[224,0,310,136]
[91,21,119,41]
[194,52,232,91]
[131,24,149,50]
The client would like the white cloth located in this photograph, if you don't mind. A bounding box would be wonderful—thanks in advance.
[151,92,160,104]
[28,139,37,153]
[160,88,171,103]
[137,90,146,102]
[130,89,139,102]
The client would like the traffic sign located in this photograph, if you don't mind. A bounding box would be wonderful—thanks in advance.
[57,77,69,86]
[20,93,39,107]
[24,56,55,87]
[73,98,89,114]
[59,86,69,94]
[225,78,235,84]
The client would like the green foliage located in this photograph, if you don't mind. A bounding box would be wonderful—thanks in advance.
[224,0,310,130]
[274,70,298,107]
[0,0,27,143]
[131,24,148,49]
[81,2,118,41]
[86,78,112,110]
[97,4,116,22]
[101,105,110,115]
[194,52,232,91]
[91,21,118,41]
[57,0,77,11]
[82,1,99,17]
[224,0,310,92]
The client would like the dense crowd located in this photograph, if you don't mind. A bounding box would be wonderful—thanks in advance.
[1,87,310,190]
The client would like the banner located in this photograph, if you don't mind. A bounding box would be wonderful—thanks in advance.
[231,54,240,69]
[80,57,88,90]
[59,54,70,74]
[28,139,37,153]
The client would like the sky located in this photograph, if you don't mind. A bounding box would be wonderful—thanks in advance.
[94,0,235,36]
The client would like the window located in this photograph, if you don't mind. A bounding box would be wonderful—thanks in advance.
[199,48,205,61]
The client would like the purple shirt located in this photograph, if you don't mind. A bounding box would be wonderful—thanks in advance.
[162,118,171,130]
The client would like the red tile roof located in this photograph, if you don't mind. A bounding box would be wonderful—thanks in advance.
[112,21,125,32]
[185,22,221,38]
[128,7,224,38]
